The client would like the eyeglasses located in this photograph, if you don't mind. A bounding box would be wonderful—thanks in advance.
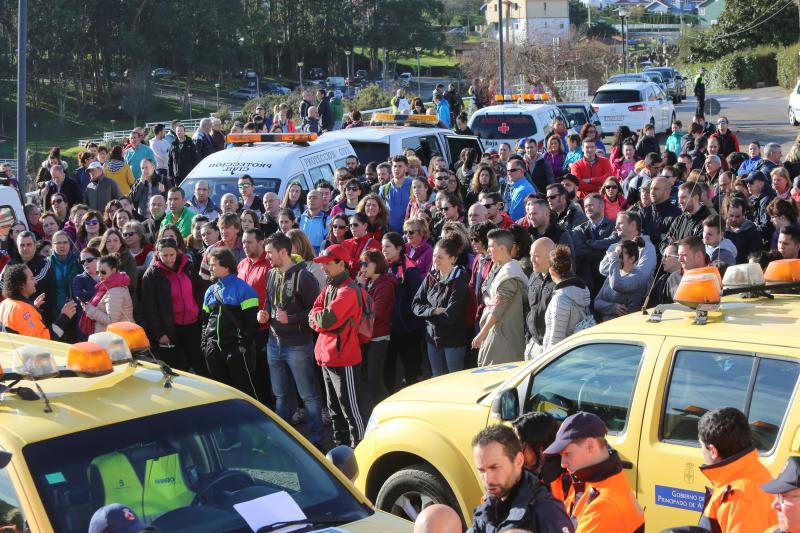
[405,230,417,236]
[349,222,361,227]
[51,199,63,204]
[359,261,369,267]
[546,194,560,200]
[238,183,251,189]
[80,257,96,264]
[663,253,678,259]
[332,224,347,230]
[507,167,523,173]
[98,270,109,276]
[85,219,99,226]
[604,185,619,190]
[481,202,495,208]
[435,175,448,181]
[717,120,728,125]
[122,232,136,237]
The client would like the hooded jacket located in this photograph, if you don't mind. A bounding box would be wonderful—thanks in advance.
[366,272,397,339]
[595,259,651,322]
[706,238,738,265]
[699,446,776,533]
[412,266,469,348]
[478,259,529,367]
[141,255,198,345]
[725,219,763,264]
[310,270,362,367]
[265,258,319,346]
[543,276,591,350]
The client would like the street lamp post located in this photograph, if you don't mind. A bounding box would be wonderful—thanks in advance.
[110,119,115,133]
[16,0,27,193]
[497,0,505,97]
[619,9,628,74]
[214,83,220,111]
[414,46,422,97]
[345,50,351,97]
[187,94,193,120]
[298,62,304,90]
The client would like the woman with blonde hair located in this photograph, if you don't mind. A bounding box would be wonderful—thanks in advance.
[286,229,326,289]
[403,218,433,274]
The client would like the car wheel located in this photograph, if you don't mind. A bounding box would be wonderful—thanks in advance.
[672,95,679,105]
[376,463,462,524]
[791,107,799,127]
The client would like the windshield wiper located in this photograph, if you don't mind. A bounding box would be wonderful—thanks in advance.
[255,517,347,533]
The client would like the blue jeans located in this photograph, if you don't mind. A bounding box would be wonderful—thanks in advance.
[267,337,324,446]
[426,343,466,377]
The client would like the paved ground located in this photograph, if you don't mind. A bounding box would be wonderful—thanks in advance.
[675,86,797,154]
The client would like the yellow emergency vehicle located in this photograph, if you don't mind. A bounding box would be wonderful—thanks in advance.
[355,261,800,530]
[0,322,411,532]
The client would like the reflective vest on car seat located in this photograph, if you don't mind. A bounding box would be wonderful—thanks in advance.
[89,451,194,522]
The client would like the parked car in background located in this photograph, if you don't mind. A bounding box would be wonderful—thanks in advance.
[229,87,259,100]
[325,77,346,90]
[592,81,675,134]
[398,72,413,87]
[556,102,604,137]
[788,79,800,126]
[262,82,291,95]
[309,67,326,80]
[644,66,683,103]
[151,68,176,79]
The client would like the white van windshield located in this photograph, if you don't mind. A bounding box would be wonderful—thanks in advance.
[180,177,281,206]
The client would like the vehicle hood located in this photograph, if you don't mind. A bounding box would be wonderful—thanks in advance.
[384,362,525,405]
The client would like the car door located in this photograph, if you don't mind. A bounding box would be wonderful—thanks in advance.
[636,337,800,530]
[510,333,664,495]
[657,88,671,128]
[444,134,483,169]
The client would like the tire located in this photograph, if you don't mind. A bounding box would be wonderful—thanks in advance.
[375,463,462,524]
[672,95,679,105]
[790,107,799,127]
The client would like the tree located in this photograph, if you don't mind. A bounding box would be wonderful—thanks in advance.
[121,67,155,127]
[569,0,588,28]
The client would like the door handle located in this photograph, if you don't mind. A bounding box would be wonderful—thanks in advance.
[621,460,634,469]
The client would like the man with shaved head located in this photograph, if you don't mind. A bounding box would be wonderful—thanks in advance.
[525,237,556,360]
[468,202,488,226]
[414,504,461,533]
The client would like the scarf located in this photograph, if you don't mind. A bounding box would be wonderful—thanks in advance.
[79,272,130,335]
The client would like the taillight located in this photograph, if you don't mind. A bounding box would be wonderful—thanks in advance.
[591,105,599,112]
[628,104,645,111]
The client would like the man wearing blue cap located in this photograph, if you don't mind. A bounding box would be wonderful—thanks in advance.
[761,456,800,532]
[544,411,644,533]
[89,503,154,533]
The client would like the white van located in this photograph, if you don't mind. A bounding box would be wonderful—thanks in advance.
[179,135,357,205]
[468,103,568,152]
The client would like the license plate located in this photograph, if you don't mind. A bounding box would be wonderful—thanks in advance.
[604,115,623,121]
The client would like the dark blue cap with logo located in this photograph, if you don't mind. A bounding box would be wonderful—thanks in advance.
[544,411,607,455]
[89,504,154,533]
[743,171,768,184]
[762,456,800,494]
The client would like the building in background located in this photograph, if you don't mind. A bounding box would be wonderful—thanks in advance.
[698,0,725,26]
[483,0,570,43]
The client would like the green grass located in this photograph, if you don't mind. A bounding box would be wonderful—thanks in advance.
[396,50,456,70]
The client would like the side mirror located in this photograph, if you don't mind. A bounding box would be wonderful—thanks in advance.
[491,389,520,421]
[326,445,359,481]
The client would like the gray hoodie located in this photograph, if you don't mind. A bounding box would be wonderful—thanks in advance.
[543,277,591,350]
[594,256,651,322]
[599,234,657,280]
[706,238,738,266]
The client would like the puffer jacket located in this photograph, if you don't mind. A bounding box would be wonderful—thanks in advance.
[141,255,198,345]
[412,266,469,348]
[594,260,651,322]
[543,277,591,350]
[85,285,134,332]
[366,272,397,339]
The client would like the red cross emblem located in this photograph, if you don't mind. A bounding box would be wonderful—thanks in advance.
[498,122,510,134]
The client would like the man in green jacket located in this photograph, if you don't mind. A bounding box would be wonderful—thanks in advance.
[161,186,196,237]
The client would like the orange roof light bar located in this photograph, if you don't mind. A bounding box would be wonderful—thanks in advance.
[370,113,439,125]
[106,322,150,353]
[674,266,722,309]
[67,342,113,377]
[225,132,318,143]
[494,93,550,102]
[764,259,800,284]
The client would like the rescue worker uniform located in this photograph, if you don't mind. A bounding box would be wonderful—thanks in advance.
[698,446,777,533]
[201,272,260,398]
[0,297,71,340]
[469,469,575,533]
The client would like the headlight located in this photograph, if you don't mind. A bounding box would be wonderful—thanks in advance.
[364,413,379,437]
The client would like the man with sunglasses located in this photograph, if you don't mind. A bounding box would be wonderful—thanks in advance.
[479,192,513,229]
[506,157,537,222]
[546,183,586,232]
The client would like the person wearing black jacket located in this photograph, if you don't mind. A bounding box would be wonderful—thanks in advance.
[316,88,334,132]
[412,237,469,377]
[725,196,763,264]
[520,141,555,192]
[572,194,615,297]
[41,164,81,209]
[660,182,711,253]
[641,176,681,251]
[743,170,776,248]
[168,124,199,185]
[525,237,556,359]
[469,425,575,533]
[635,124,660,160]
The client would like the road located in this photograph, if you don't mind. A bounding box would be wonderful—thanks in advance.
[674,86,796,154]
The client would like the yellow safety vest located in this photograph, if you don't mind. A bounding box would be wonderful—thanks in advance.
[89,451,194,522]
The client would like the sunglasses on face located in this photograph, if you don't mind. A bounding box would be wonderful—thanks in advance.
[359,261,369,268]
[605,185,619,190]
[332,224,347,230]
[98,270,109,275]
[481,202,495,208]
[405,230,417,236]
[85,219,98,226]
[546,194,560,200]
[122,232,136,237]
[507,167,523,173]
[349,222,361,227]
[80,257,96,265]
[238,183,251,189]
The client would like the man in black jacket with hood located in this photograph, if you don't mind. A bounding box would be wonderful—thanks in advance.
[661,181,710,254]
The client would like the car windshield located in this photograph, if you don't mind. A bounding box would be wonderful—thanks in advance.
[180,177,281,206]
[471,114,537,139]
[24,399,370,533]
[593,90,642,104]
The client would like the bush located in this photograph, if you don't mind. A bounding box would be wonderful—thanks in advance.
[777,43,800,89]
[680,46,777,91]
[346,84,393,113]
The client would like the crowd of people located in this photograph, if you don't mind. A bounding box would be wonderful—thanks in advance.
[0,102,798,457]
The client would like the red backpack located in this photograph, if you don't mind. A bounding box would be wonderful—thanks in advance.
[347,281,375,344]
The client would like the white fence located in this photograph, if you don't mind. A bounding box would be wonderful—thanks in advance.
[554,79,589,102]
[78,118,207,147]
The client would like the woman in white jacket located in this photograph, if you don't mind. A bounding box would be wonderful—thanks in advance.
[543,245,592,351]
[80,254,134,333]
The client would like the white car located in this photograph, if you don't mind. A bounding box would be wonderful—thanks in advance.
[789,79,800,126]
[398,73,413,87]
[592,81,675,135]
[468,102,568,152]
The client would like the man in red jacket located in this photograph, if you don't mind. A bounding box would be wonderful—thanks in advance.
[310,244,367,448]
[569,139,614,195]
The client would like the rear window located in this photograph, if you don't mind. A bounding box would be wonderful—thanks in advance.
[593,90,642,104]
[649,69,673,80]
[558,106,588,127]
[471,114,537,139]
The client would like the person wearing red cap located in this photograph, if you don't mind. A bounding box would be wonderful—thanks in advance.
[309,243,367,448]
[545,411,644,532]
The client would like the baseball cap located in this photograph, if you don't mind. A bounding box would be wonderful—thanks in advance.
[313,243,350,264]
[544,412,607,455]
[743,171,768,184]
[87,161,103,170]
[761,456,800,494]
[89,503,154,533]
